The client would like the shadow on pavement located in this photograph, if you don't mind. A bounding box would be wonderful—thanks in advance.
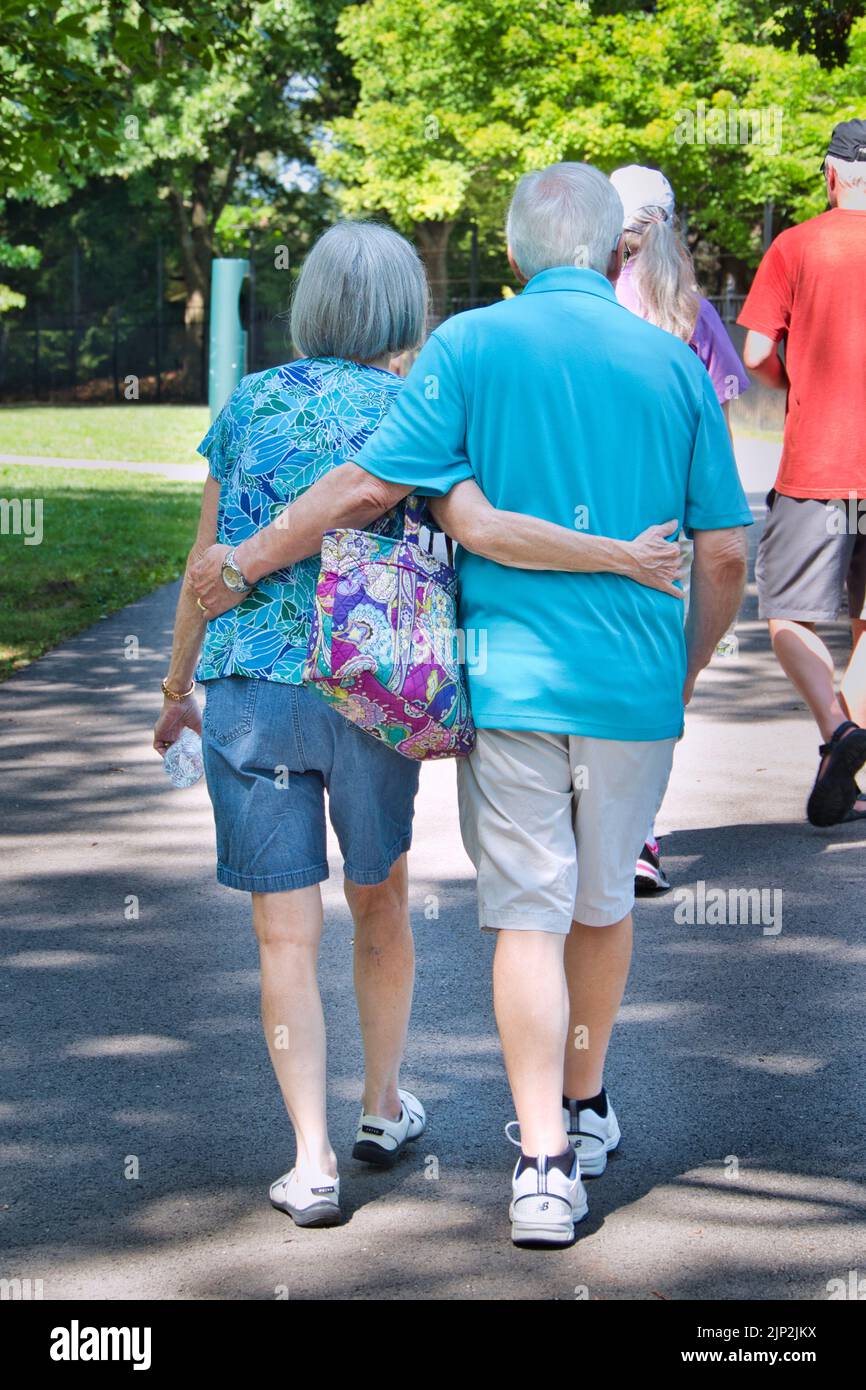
[2,570,865,1299]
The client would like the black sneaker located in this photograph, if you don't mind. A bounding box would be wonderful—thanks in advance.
[634,837,671,895]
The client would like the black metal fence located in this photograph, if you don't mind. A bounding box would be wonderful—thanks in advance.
[0,306,300,404]
[0,290,746,404]
[707,293,747,324]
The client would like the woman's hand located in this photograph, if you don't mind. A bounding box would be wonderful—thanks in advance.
[153,694,202,756]
[625,521,684,598]
[188,544,242,618]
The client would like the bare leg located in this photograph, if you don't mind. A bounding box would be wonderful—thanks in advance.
[768,619,847,742]
[840,619,866,728]
[493,929,569,1156]
[562,914,633,1100]
[251,885,336,1178]
[344,854,414,1122]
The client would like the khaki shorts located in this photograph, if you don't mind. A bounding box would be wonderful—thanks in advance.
[457,729,676,932]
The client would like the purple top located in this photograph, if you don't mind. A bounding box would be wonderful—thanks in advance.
[615,258,750,406]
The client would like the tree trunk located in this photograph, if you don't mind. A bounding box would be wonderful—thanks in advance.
[414,219,453,326]
[167,154,246,397]
[168,172,214,392]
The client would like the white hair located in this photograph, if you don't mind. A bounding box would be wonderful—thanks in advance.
[826,154,866,190]
[291,221,428,362]
[506,162,624,279]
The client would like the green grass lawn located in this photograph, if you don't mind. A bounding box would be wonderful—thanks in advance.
[0,465,201,680]
[0,404,210,466]
[731,424,783,443]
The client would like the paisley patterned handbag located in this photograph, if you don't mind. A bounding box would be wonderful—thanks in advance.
[303,495,476,760]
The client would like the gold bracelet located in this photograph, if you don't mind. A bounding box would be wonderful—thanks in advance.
[161,678,196,702]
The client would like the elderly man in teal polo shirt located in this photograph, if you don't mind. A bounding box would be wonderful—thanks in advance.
[191,163,751,1248]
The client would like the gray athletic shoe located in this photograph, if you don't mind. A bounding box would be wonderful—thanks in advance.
[352,1088,426,1168]
[269,1167,341,1227]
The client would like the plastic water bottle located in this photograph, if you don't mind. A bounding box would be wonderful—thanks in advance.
[163,728,204,788]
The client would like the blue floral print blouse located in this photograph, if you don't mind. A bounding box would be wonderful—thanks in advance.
[195,358,405,685]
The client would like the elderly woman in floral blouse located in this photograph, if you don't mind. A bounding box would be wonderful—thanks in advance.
[153,221,681,1229]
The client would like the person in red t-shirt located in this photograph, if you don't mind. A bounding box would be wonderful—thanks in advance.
[739,119,866,826]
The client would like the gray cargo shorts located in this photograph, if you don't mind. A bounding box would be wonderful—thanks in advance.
[755,489,866,622]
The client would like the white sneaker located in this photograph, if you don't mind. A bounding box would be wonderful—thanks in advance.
[269,1167,341,1228]
[509,1152,589,1247]
[352,1088,426,1168]
[563,1094,621,1177]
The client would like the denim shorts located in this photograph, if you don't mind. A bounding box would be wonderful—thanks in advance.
[201,676,421,893]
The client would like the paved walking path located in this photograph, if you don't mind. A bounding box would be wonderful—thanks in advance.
[0,452,207,482]
[2,439,865,1300]
[0,430,778,499]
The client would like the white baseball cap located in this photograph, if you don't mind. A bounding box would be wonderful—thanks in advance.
[609,165,675,230]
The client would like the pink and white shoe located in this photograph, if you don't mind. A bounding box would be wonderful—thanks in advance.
[635,836,671,895]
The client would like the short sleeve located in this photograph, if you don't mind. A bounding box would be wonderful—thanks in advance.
[197,376,252,483]
[693,300,751,405]
[683,373,754,537]
[736,237,793,342]
[354,331,474,497]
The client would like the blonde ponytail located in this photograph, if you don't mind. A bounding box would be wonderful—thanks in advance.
[625,211,700,342]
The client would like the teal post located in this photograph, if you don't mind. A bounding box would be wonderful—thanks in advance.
[208,258,249,419]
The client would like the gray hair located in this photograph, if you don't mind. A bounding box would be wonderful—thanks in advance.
[826,154,866,190]
[291,221,428,361]
[623,210,700,343]
[506,162,624,279]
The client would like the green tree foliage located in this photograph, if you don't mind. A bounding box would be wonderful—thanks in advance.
[105,1,351,326]
[0,0,248,183]
[318,0,866,306]
[317,0,530,315]
[765,1,866,69]
[0,1,252,310]
[3,0,865,349]
[1,1,352,337]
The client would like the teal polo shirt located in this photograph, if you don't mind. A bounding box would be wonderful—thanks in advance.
[355,266,753,740]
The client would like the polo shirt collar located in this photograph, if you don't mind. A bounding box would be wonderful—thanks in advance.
[521,265,618,303]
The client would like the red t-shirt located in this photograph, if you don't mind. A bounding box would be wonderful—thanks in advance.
[737,207,866,498]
